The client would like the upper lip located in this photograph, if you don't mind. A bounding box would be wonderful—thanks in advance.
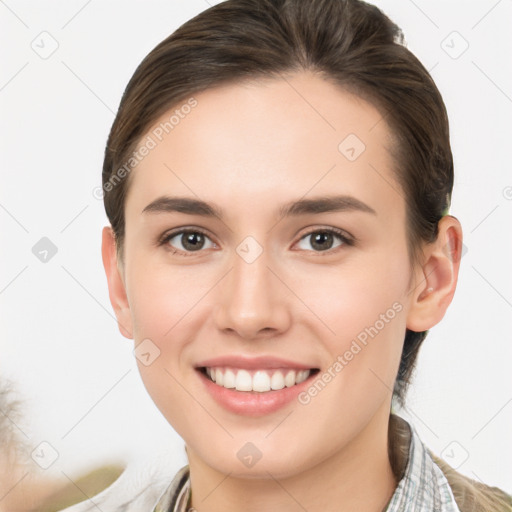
[195,355,318,371]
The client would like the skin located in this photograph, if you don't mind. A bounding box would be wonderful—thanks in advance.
[102,70,463,512]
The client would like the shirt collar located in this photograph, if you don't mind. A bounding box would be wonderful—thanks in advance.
[383,415,461,511]
[155,414,460,512]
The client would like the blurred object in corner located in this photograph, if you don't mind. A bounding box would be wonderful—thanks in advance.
[0,379,124,512]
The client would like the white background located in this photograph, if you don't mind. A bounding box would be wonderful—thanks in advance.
[1,0,511,494]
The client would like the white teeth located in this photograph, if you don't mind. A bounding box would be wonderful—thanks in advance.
[204,367,312,392]
[235,370,252,391]
[223,369,236,388]
[270,371,285,390]
[215,368,224,386]
[284,370,296,387]
[253,371,271,392]
[296,370,309,384]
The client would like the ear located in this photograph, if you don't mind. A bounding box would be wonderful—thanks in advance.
[406,215,463,332]
[101,226,133,339]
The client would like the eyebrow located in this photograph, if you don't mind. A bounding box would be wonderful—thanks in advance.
[141,194,377,218]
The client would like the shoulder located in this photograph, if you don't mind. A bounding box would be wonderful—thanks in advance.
[57,456,184,512]
[431,452,512,512]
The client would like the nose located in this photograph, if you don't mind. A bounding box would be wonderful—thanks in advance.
[213,241,292,341]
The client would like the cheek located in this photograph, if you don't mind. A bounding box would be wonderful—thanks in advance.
[295,249,409,395]
[126,257,211,341]
[296,249,410,342]
[125,259,214,409]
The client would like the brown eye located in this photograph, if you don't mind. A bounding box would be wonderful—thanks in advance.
[179,232,206,251]
[160,229,215,256]
[295,228,353,253]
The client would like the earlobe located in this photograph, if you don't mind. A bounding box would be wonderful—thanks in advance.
[406,215,463,332]
[101,226,133,339]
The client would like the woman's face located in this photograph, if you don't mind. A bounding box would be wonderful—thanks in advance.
[112,71,422,478]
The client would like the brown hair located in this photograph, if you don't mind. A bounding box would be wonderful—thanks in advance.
[102,0,453,406]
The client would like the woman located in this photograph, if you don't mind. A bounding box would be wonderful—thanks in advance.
[62,0,511,510]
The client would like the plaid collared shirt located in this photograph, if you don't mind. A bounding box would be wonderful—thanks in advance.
[382,419,461,511]
[60,414,465,512]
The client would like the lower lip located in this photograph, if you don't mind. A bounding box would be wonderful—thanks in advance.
[196,369,317,417]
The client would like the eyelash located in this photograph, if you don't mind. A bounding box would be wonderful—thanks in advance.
[157,227,355,257]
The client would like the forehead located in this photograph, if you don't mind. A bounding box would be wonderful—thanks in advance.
[124,71,402,224]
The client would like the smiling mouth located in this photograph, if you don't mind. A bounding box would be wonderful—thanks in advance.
[198,366,320,393]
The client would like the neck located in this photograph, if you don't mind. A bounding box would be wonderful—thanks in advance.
[186,405,398,512]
